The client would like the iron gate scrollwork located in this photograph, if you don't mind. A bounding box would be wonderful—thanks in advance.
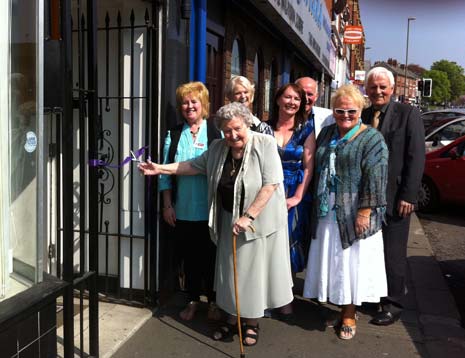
[53,0,158,357]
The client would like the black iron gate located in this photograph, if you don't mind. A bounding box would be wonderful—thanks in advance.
[47,0,159,356]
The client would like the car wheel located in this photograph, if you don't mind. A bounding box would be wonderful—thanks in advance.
[418,177,439,212]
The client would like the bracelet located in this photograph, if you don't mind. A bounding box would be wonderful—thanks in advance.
[357,213,370,218]
[243,212,255,221]
[162,205,172,210]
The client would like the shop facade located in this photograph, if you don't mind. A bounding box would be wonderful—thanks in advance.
[1,1,336,357]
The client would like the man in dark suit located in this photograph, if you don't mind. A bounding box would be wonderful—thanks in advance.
[362,67,425,326]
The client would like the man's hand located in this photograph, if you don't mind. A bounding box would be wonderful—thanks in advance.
[397,200,415,217]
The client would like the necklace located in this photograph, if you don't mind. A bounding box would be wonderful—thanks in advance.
[230,156,241,177]
[190,126,200,138]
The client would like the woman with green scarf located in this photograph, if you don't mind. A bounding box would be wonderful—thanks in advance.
[303,84,389,340]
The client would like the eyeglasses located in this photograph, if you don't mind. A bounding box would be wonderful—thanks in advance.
[334,108,358,116]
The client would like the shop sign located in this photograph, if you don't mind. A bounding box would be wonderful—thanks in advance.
[343,25,363,44]
[354,70,365,81]
[267,0,332,74]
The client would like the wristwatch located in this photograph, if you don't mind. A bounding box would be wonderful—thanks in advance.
[243,212,255,221]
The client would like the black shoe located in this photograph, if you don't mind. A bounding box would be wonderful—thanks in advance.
[370,311,401,326]
[263,309,273,318]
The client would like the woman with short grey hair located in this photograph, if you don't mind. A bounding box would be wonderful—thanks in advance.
[139,102,293,347]
[214,101,254,129]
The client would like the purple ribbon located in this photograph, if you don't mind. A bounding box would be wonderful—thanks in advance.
[88,146,149,168]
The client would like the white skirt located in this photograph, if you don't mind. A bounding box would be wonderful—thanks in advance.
[303,195,387,306]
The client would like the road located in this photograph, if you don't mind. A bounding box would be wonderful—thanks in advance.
[417,203,465,327]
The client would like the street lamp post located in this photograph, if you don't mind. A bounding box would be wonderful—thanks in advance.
[404,17,416,102]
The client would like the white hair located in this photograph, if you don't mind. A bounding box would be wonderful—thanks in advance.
[365,67,395,87]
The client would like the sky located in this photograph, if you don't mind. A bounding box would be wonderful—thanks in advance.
[358,0,465,71]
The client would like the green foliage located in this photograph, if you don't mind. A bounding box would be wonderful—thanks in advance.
[422,70,450,105]
[430,60,465,101]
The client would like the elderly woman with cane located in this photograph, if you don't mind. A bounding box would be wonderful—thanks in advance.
[139,102,293,347]
[303,84,389,340]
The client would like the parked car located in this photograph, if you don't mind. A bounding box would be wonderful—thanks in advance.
[425,116,465,152]
[421,109,465,129]
[418,135,465,212]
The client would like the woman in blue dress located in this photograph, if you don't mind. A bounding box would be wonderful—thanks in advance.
[268,83,316,318]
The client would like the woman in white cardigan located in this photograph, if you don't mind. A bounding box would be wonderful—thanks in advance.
[139,102,293,347]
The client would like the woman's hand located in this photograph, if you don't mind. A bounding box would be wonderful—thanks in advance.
[355,214,370,236]
[286,196,301,210]
[162,207,176,227]
[138,159,160,176]
[233,216,254,236]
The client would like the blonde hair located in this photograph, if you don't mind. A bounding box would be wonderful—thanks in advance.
[331,84,365,110]
[224,75,255,104]
[176,81,210,118]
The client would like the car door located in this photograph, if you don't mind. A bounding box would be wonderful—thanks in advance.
[428,139,465,202]
[425,119,465,152]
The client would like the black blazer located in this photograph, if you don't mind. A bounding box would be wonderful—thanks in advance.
[362,101,425,216]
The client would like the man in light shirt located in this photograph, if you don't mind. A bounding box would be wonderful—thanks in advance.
[295,77,333,138]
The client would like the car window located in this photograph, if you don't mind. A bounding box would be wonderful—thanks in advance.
[435,120,465,141]
[421,113,434,121]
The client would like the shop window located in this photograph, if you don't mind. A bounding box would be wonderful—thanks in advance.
[253,51,263,117]
[267,58,278,118]
[1,0,44,301]
[231,37,243,77]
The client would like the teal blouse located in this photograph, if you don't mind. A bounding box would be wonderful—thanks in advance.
[158,120,209,221]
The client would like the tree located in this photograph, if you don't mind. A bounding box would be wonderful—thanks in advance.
[407,64,426,76]
[430,60,465,101]
[422,70,451,105]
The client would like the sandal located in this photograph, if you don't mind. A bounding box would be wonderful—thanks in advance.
[207,302,222,322]
[179,301,198,321]
[212,321,237,341]
[242,324,259,346]
[339,319,357,340]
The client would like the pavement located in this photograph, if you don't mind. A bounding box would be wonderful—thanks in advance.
[98,213,465,358]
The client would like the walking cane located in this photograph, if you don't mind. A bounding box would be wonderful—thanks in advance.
[232,233,245,358]
[232,224,255,358]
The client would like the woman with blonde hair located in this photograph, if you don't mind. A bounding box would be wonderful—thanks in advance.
[303,84,389,340]
[159,81,221,321]
[225,75,273,135]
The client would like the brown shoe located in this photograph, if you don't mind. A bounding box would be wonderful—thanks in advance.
[207,302,222,321]
[179,301,198,321]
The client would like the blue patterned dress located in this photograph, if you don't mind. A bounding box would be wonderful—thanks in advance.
[277,119,314,273]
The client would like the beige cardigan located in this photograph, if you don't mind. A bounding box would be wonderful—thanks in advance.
[190,130,288,243]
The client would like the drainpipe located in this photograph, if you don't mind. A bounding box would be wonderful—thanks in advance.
[189,0,196,80]
[189,0,207,82]
[196,0,207,82]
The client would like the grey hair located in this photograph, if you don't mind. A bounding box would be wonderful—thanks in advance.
[365,67,395,87]
[224,75,255,103]
[214,102,253,130]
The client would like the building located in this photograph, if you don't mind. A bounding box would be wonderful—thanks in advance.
[0,1,337,357]
[328,0,367,93]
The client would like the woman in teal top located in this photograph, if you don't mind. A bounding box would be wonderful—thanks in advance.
[159,82,221,321]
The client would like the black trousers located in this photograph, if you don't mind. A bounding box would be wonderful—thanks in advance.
[175,220,216,303]
[381,214,411,313]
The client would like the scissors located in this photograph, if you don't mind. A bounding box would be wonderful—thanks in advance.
[130,150,143,163]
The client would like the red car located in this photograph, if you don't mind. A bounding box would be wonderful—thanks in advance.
[418,135,465,212]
